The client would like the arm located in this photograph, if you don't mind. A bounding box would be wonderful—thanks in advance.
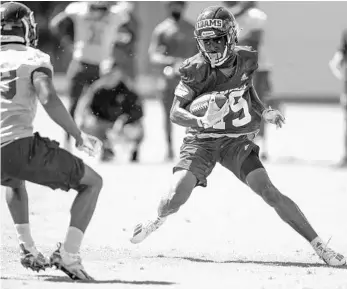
[49,11,74,48]
[32,70,81,140]
[170,96,202,128]
[249,85,266,117]
[148,27,176,67]
[329,51,344,80]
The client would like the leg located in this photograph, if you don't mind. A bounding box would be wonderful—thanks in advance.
[243,151,346,266]
[2,144,51,272]
[130,137,216,244]
[130,169,197,244]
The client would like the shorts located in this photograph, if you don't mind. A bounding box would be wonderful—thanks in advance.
[174,135,260,187]
[1,133,85,191]
[66,59,100,99]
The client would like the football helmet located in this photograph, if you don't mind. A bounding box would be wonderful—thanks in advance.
[194,6,239,67]
[0,1,38,47]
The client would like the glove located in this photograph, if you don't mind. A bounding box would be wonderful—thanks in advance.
[262,107,285,128]
[75,132,102,157]
[197,94,230,129]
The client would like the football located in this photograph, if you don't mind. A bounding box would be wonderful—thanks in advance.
[186,92,228,117]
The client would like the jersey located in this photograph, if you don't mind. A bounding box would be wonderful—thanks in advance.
[65,2,130,65]
[1,44,53,145]
[113,11,138,79]
[175,46,261,137]
[234,8,270,71]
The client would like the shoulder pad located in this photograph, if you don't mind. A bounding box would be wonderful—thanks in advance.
[65,2,87,15]
[235,46,258,58]
[178,53,210,87]
[27,47,54,74]
[235,46,258,72]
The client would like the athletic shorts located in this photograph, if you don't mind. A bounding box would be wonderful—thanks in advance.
[66,59,100,99]
[174,135,260,187]
[1,133,85,191]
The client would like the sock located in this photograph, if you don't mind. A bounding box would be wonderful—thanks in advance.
[63,226,84,254]
[310,236,324,249]
[15,224,35,248]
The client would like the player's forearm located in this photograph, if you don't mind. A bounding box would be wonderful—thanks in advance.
[249,86,266,117]
[42,97,81,139]
[170,107,200,128]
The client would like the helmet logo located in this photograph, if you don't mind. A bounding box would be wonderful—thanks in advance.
[196,19,223,30]
[201,31,216,37]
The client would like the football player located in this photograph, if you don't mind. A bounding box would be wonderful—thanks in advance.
[148,1,197,160]
[224,1,273,160]
[130,6,346,267]
[77,66,144,162]
[49,1,130,150]
[1,2,102,280]
[329,28,347,168]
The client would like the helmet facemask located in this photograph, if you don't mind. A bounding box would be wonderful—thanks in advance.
[196,28,238,68]
[22,11,38,47]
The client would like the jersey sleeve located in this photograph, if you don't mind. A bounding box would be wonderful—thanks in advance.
[174,54,211,101]
[237,46,259,75]
[29,49,54,84]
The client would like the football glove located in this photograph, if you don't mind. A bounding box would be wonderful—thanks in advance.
[76,132,102,157]
[262,107,285,128]
[197,95,230,129]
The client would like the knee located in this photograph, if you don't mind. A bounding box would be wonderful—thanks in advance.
[78,166,103,193]
[259,182,283,207]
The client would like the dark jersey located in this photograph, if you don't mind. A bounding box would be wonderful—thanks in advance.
[175,46,261,136]
[90,81,143,123]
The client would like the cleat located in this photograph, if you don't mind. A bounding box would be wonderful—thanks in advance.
[314,241,346,266]
[19,244,49,272]
[130,217,166,244]
[50,243,93,281]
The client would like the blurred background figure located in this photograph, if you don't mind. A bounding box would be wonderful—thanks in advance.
[148,1,197,161]
[224,1,274,160]
[329,28,347,168]
[49,1,130,150]
[77,68,144,163]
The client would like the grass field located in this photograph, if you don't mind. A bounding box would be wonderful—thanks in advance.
[1,100,347,289]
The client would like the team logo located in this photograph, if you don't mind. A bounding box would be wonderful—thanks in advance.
[196,19,223,30]
[241,73,248,81]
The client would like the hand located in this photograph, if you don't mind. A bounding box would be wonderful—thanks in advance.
[75,132,102,157]
[198,94,230,129]
[262,107,285,128]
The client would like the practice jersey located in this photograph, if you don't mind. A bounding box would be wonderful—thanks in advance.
[65,2,130,65]
[175,46,261,137]
[1,44,53,145]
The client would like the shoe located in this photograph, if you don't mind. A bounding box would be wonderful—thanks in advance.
[130,217,166,244]
[336,157,347,168]
[314,241,346,266]
[20,243,49,272]
[50,243,93,281]
[130,149,138,162]
[101,147,115,162]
